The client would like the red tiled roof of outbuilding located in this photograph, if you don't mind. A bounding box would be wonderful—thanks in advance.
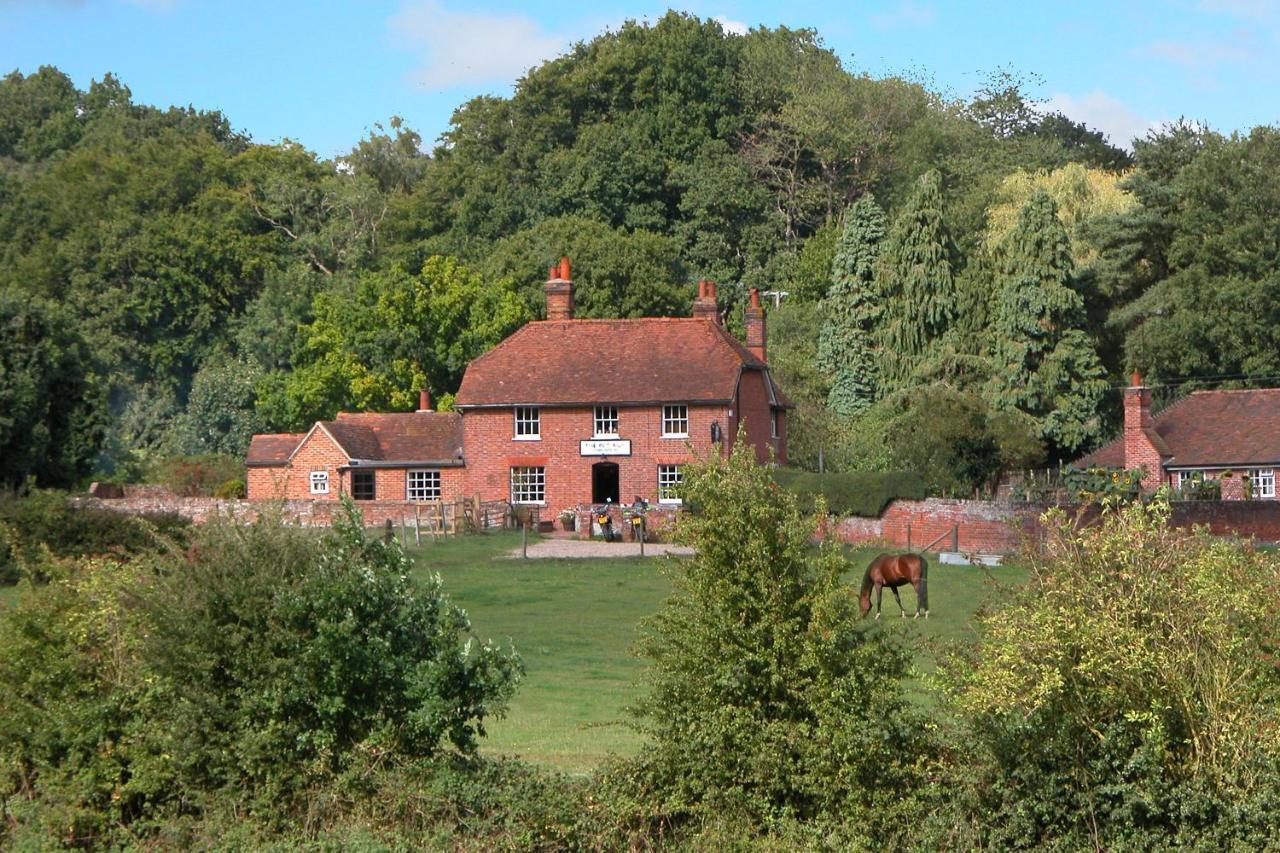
[325,412,464,463]
[1076,388,1280,469]
[454,318,790,408]
[246,433,305,466]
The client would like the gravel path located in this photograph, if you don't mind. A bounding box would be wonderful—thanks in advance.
[506,539,694,559]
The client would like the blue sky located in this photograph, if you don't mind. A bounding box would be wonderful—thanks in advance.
[2,0,1276,158]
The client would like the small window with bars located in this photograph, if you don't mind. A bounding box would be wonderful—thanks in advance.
[657,464,683,504]
[407,469,441,501]
[309,470,329,495]
[351,470,376,501]
[510,466,546,504]
[514,406,540,439]
[594,406,619,437]
[661,404,688,437]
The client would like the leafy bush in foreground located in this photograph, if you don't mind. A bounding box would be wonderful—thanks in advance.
[773,467,927,517]
[0,503,521,846]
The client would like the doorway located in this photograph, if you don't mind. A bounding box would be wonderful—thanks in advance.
[591,461,620,504]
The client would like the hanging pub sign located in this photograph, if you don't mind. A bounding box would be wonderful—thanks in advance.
[580,439,631,456]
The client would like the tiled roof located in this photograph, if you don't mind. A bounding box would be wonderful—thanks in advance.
[454,318,787,408]
[322,412,464,463]
[246,433,305,466]
[1076,389,1280,469]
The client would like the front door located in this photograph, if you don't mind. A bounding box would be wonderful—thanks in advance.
[591,461,620,504]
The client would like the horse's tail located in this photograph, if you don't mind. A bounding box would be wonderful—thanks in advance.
[917,554,929,613]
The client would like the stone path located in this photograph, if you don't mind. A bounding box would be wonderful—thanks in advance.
[506,539,694,559]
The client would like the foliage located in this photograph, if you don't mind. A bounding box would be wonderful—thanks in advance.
[939,498,1280,847]
[817,194,886,416]
[0,503,521,844]
[1060,464,1143,503]
[772,468,927,517]
[987,190,1108,457]
[163,354,264,456]
[874,170,958,389]
[631,441,926,828]
[145,453,245,497]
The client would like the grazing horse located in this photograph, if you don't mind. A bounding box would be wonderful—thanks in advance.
[859,553,929,619]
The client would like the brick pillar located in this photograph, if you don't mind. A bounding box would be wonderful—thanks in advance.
[545,256,574,321]
[1123,372,1163,491]
[692,279,719,324]
[745,287,766,362]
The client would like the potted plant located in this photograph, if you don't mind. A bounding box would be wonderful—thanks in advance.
[558,509,576,532]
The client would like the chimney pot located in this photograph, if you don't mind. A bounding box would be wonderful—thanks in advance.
[1131,370,1143,387]
[559,256,571,281]
[545,259,575,320]
[749,287,761,309]
[417,389,432,413]
[745,288,766,362]
[692,278,720,324]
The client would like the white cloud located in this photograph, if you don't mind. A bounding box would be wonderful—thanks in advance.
[869,1,936,30]
[1044,90,1165,151]
[389,1,566,90]
[713,14,749,36]
[1197,0,1279,18]
[1144,35,1254,69]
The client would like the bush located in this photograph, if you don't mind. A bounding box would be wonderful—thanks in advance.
[0,501,522,846]
[937,498,1280,847]
[213,477,246,499]
[631,443,927,832]
[0,488,189,583]
[146,453,245,497]
[773,468,927,517]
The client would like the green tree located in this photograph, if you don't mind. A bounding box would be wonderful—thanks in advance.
[632,441,924,826]
[817,195,886,416]
[988,190,1107,456]
[875,170,958,388]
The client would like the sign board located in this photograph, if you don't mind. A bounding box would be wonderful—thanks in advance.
[580,439,631,456]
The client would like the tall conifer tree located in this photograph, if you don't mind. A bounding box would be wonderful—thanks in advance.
[988,190,1108,456]
[817,194,886,416]
[875,170,958,388]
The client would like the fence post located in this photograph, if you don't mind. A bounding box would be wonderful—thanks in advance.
[522,517,528,559]
[413,504,421,546]
[907,522,912,552]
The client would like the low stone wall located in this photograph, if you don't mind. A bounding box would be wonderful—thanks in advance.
[72,495,513,531]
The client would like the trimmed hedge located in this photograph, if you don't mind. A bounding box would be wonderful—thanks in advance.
[773,469,928,518]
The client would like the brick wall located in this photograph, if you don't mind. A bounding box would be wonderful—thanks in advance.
[1168,500,1280,540]
[732,369,784,464]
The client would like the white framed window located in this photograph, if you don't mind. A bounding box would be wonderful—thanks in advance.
[770,410,779,439]
[661,404,688,438]
[407,469,441,501]
[351,470,376,501]
[1175,470,1204,490]
[309,470,329,495]
[1250,468,1276,499]
[510,466,546,504]
[514,406,540,439]
[594,405,619,437]
[657,465,683,504]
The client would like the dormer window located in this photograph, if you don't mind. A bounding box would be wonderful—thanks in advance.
[594,406,619,437]
[514,406,540,440]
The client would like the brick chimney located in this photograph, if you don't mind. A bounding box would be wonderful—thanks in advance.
[417,389,432,413]
[1123,371,1163,490]
[692,279,720,324]
[745,287,766,362]
[545,256,574,321]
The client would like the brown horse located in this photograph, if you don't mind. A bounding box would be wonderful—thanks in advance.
[859,553,929,619]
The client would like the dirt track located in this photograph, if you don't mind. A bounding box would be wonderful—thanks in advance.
[506,539,694,559]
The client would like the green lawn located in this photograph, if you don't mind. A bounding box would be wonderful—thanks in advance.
[411,534,1027,774]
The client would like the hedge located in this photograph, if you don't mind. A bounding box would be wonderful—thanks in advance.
[773,469,928,518]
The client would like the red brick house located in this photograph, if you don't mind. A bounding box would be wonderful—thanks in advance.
[246,260,791,516]
[1076,374,1280,499]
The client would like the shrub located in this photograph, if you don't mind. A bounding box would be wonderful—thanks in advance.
[937,498,1280,847]
[773,468,927,517]
[145,453,244,497]
[0,501,522,846]
[631,443,927,831]
[213,477,246,499]
[1061,464,1143,503]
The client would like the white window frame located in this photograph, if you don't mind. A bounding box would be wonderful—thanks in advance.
[770,410,779,439]
[514,406,540,440]
[510,466,546,505]
[657,465,683,505]
[406,469,442,501]
[661,404,689,438]
[1250,468,1276,499]
[593,405,619,438]
[1175,470,1204,490]
[309,470,329,495]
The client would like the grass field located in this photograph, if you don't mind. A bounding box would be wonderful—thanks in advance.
[410,533,1027,774]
